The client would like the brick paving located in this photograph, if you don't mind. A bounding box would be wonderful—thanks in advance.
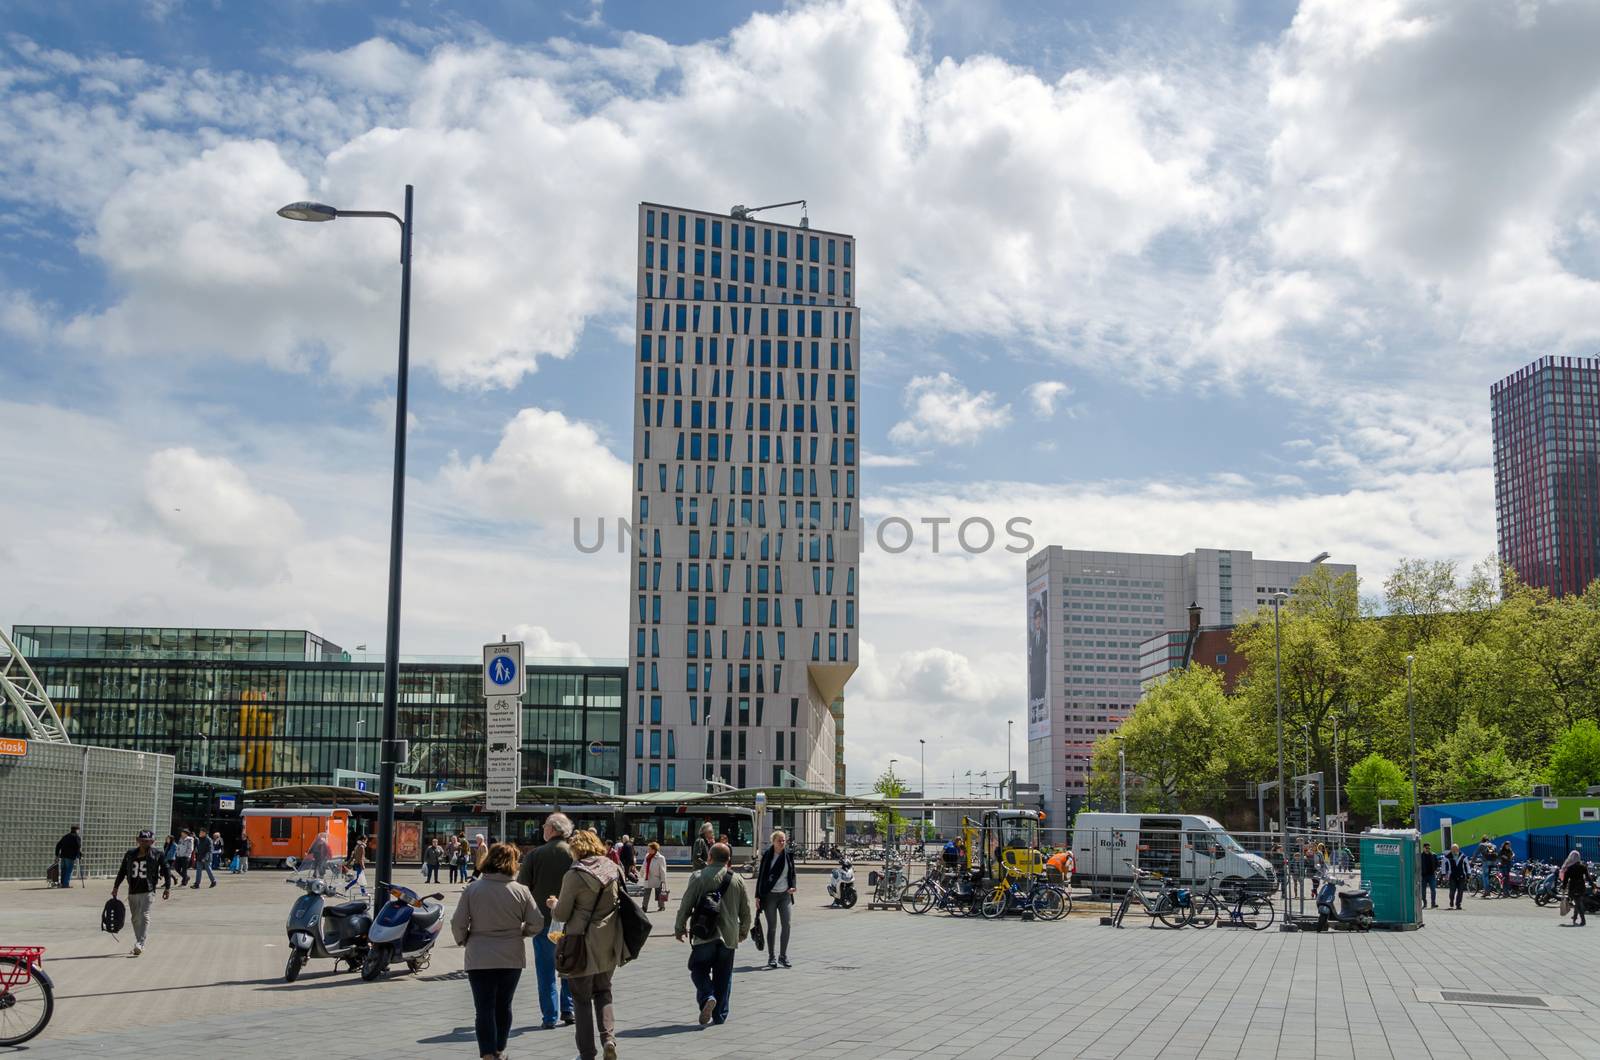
[4,872,1600,1059]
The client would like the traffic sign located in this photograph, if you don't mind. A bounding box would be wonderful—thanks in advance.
[486,749,520,810]
[483,641,525,697]
[486,694,522,742]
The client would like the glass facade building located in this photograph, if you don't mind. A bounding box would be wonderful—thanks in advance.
[1492,356,1600,597]
[629,203,859,795]
[6,625,625,791]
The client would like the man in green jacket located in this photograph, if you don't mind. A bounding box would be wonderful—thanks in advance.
[674,842,753,1026]
[517,812,574,1028]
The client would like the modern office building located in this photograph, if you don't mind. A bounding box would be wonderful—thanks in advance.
[629,202,859,795]
[1024,548,1354,826]
[1492,356,1600,597]
[4,625,625,791]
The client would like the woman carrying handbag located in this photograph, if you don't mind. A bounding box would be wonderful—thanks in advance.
[1560,850,1589,926]
[548,829,628,1060]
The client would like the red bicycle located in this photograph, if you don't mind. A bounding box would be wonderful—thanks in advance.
[0,946,52,1046]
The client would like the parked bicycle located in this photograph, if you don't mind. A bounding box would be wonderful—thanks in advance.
[0,946,52,1047]
[1111,862,1189,929]
[1202,873,1275,931]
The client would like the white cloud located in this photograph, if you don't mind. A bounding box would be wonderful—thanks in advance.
[293,39,425,95]
[860,452,919,468]
[509,623,593,662]
[442,407,629,523]
[1025,380,1072,418]
[889,371,1012,447]
[142,447,303,586]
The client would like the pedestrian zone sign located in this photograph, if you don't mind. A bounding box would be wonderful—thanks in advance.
[483,641,525,697]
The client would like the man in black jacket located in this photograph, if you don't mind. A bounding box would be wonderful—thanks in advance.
[1419,843,1439,909]
[191,830,217,889]
[54,825,82,889]
[755,830,797,969]
[111,830,172,956]
[517,812,574,1029]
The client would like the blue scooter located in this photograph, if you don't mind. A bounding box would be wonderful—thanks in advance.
[360,882,446,980]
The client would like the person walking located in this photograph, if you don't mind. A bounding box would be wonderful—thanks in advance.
[674,841,752,1027]
[1419,842,1439,909]
[457,835,472,882]
[518,813,576,1029]
[1560,850,1589,926]
[162,835,178,875]
[173,829,194,887]
[238,833,251,874]
[754,829,797,970]
[1498,841,1514,897]
[1476,836,1496,896]
[111,829,172,956]
[345,836,370,896]
[471,834,489,881]
[1443,843,1470,909]
[548,828,628,1060]
[54,825,82,889]
[444,835,460,883]
[306,832,331,879]
[451,842,542,1060]
[692,823,714,871]
[423,838,444,884]
[191,830,217,889]
[619,835,637,881]
[642,841,669,912]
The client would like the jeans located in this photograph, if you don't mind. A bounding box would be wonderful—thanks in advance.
[59,858,76,888]
[173,857,190,886]
[192,858,216,887]
[531,930,573,1024]
[1448,880,1465,908]
[688,941,735,1024]
[129,891,152,946]
[422,863,438,883]
[466,967,521,1057]
[1424,876,1437,906]
[345,868,367,894]
[569,971,615,1060]
[760,892,793,961]
[1480,860,1492,893]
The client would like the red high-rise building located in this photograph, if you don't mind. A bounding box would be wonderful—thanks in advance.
[1492,356,1600,597]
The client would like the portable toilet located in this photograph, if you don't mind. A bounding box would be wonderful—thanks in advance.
[1359,828,1424,930]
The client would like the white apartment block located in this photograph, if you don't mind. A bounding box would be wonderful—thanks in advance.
[628,202,859,803]
[1025,547,1354,827]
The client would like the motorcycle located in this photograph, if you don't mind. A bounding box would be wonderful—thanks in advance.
[1315,873,1373,932]
[284,872,371,981]
[827,857,858,909]
[1531,866,1561,906]
[360,882,446,981]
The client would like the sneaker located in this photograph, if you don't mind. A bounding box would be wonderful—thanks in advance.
[210,881,217,888]
[130,944,143,957]
[539,1022,556,1031]
[603,1044,618,1060]
[699,997,716,1026]
[560,1012,575,1026]
[778,956,791,968]
[766,959,777,969]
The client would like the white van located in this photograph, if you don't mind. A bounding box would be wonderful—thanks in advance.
[1070,812,1276,896]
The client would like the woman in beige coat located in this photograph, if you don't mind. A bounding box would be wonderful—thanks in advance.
[549,828,628,1060]
[451,843,542,1060]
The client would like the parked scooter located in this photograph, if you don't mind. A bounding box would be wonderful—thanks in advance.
[827,857,858,909]
[360,882,446,980]
[1531,866,1562,906]
[1314,872,1374,932]
[284,873,371,981]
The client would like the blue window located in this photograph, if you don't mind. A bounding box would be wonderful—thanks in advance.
[677,214,686,241]
[843,242,852,267]
[778,231,788,257]
[695,217,705,244]
[666,765,676,789]
[711,220,722,247]
[651,696,662,723]
[649,764,661,790]
[694,249,705,275]
[1215,653,1229,665]
[650,731,661,757]
[646,209,655,237]
[634,730,644,757]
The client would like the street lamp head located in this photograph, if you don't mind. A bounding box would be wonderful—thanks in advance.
[1309,551,1330,564]
[277,201,339,222]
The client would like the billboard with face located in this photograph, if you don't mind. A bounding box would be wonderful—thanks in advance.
[1027,576,1050,741]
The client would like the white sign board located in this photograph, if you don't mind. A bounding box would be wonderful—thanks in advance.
[486,749,521,810]
[486,694,522,747]
[483,641,525,698]
[1543,797,1559,810]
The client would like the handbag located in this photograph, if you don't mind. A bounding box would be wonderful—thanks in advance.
[752,917,764,951]
[617,885,653,964]
[1561,895,1573,917]
[554,931,588,975]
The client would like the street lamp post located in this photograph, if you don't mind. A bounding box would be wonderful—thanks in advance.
[1006,720,1013,802]
[919,738,926,844]
[1332,714,1342,836]
[1406,654,1419,826]
[1271,592,1290,908]
[278,186,414,892]
[1112,735,1127,813]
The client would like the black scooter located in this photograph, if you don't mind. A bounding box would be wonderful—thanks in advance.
[284,874,371,981]
[1315,872,1374,932]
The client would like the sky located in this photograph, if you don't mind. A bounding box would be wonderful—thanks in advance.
[4,0,1600,796]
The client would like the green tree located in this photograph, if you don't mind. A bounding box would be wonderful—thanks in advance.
[1424,711,1528,803]
[871,768,910,838]
[1088,667,1254,815]
[1547,720,1600,796]
[1345,753,1412,825]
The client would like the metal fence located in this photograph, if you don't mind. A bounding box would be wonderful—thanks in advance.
[1529,834,1600,864]
[0,742,174,881]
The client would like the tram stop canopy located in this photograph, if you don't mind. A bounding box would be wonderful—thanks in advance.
[246,784,380,806]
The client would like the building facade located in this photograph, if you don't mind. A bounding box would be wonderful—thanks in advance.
[5,625,625,791]
[1025,548,1354,827]
[1492,356,1600,597]
[628,202,859,795]
[1138,626,1247,693]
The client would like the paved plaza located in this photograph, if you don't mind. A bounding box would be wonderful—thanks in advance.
[4,870,1600,1059]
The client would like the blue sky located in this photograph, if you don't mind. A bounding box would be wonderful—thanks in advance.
[4,0,1600,788]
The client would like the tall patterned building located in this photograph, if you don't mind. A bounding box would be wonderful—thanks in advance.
[1492,356,1600,598]
[627,202,859,798]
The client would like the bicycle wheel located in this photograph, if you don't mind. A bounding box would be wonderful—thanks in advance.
[1112,892,1130,927]
[1186,893,1219,928]
[0,958,53,1047]
[1155,893,1188,929]
[1238,896,1275,931]
[1032,886,1067,921]
[981,886,1009,919]
[901,881,935,915]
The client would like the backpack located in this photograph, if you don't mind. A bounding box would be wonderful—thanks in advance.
[102,897,126,936]
[688,870,734,942]
[616,885,653,964]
